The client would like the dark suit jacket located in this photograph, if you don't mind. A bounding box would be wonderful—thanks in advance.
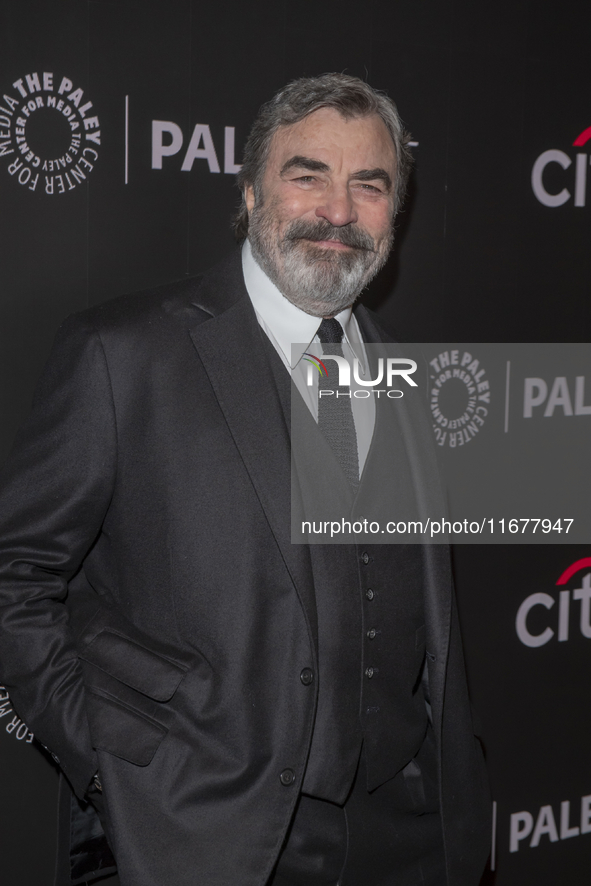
[0,251,490,886]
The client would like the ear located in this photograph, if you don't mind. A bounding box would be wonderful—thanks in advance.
[245,185,255,213]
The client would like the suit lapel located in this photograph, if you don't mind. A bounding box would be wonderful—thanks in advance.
[187,254,318,647]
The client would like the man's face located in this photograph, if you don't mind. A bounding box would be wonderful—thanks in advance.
[246,107,398,317]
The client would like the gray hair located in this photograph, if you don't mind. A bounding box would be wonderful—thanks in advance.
[233,72,414,241]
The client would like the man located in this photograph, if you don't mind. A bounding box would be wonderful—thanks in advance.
[0,74,490,886]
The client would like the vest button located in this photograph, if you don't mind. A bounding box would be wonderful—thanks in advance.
[367,629,376,639]
[300,668,314,685]
[361,552,370,565]
[365,667,375,679]
[365,589,374,600]
[280,768,296,786]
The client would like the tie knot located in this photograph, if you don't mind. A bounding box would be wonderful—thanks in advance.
[317,317,344,344]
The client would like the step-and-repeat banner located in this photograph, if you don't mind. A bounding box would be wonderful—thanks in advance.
[0,0,589,883]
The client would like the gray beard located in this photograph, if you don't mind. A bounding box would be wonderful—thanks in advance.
[248,210,393,317]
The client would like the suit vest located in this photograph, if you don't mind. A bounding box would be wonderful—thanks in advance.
[261,330,431,805]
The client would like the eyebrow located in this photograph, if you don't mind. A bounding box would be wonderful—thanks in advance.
[280,156,392,192]
[280,156,330,175]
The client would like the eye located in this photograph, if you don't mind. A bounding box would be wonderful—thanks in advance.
[358,182,383,193]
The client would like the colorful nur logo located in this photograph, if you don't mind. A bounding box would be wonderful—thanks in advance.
[302,354,418,388]
[303,353,329,377]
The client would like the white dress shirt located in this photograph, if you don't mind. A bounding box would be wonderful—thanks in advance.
[242,239,376,477]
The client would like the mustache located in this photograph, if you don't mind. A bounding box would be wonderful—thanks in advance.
[282,219,376,252]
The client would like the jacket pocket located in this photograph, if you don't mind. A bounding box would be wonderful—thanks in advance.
[85,690,167,765]
[77,610,205,765]
[80,629,188,702]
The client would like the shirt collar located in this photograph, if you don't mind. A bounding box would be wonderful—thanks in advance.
[242,238,365,370]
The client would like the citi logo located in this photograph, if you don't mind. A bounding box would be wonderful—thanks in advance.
[531,126,591,207]
[515,557,591,647]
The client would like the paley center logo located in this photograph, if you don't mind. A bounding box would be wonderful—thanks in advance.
[510,790,591,855]
[152,120,242,174]
[523,374,591,418]
[428,349,490,448]
[531,126,591,207]
[515,557,591,647]
[0,71,100,194]
[303,353,418,399]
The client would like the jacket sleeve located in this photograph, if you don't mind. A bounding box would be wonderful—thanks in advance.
[0,313,117,798]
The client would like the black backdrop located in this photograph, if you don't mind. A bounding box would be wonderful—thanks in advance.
[0,1,590,883]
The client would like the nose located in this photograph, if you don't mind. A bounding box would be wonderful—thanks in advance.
[315,184,358,227]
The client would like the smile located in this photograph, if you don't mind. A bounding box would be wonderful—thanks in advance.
[301,238,360,251]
